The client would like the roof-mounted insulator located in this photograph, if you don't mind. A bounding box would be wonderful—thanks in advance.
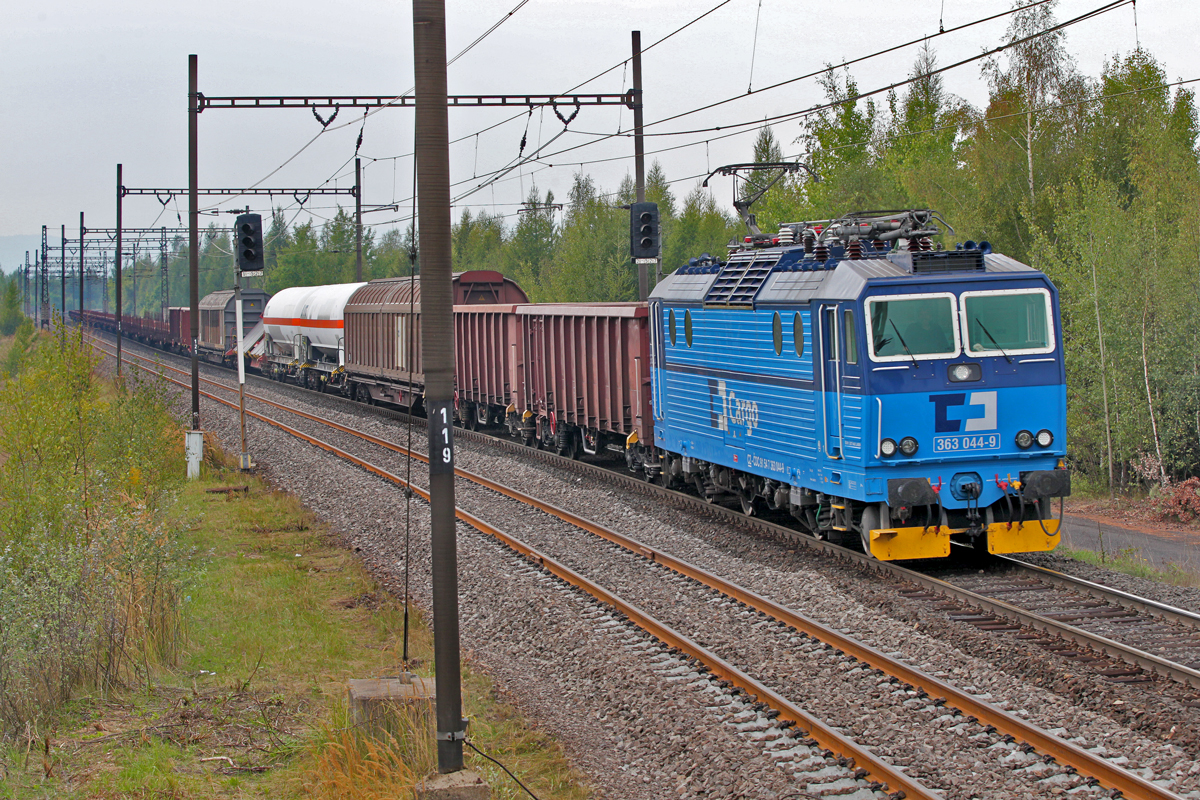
[803,233,815,255]
[812,243,830,261]
[846,239,863,260]
[776,226,796,246]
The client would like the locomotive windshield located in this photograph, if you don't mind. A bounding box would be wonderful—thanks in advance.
[961,289,1054,355]
[866,293,959,361]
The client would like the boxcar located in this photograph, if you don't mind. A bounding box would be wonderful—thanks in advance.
[343,271,528,407]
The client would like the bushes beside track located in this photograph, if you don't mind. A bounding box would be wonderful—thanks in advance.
[0,328,190,732]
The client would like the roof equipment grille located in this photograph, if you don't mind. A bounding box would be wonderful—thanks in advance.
[911,250,985,274]
[703,253,779,307]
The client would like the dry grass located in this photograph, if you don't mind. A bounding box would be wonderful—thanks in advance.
[0,463,591,799]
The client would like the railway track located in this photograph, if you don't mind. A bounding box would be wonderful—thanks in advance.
[108,334,1200,695]
[89,332,1194,798]
[920,558,1200,688]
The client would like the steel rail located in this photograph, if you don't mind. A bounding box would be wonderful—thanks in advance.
[87,337,935,799]
[999,555,1200,629]
[95,333,1200,692]
[91,336,1185,800]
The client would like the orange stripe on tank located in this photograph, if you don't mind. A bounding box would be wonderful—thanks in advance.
[262,317,345,329]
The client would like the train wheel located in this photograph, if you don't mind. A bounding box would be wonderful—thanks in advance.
[739,495,757,516]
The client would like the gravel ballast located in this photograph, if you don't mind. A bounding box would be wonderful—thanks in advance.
[101,337,1200,797]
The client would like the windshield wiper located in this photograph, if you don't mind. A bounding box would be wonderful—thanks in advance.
[975,320,1013,363]
[888,319,919,368]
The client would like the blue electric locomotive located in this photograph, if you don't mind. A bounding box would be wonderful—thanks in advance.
[645,209,1071,560]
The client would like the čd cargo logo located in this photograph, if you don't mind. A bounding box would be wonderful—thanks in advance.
[709,379,759,437]
[930,390,997,433]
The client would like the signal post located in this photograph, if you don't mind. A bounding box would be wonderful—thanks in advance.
[233,211,263,472]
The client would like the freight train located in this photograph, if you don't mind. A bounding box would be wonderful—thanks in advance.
[75,208,1069,561]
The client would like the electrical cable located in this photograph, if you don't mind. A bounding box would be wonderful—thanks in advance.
[230,0,533,200]
[583,0,1063,141]
[747,0,764,94]
[353,0,739,169]
[356,0,1052,175]
[464,740,541,800]
[519,0,1133,163]
[370,0,1127,211]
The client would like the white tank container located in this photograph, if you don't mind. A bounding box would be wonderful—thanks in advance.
[262,282,366,364]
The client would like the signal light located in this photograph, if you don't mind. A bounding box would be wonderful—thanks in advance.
[236,213,264,273]
[899,437,919,456]
[630,201,660,259]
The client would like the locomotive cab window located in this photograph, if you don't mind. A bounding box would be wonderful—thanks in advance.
[684,310,693,347]
[772,312,782,355]
[865,292,960,361]
[793,312,804,356]
[960,288,1054,355]
[669,309,677,346]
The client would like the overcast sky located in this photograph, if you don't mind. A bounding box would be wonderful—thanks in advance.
[0,0,1191,272]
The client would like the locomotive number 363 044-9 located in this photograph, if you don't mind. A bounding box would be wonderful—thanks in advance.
[932,434,1000,453]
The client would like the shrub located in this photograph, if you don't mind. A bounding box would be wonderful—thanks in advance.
[1153,477,1200,524]
[0,329,191,732]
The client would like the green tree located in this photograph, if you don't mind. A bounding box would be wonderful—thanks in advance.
[451,209,506,273]
[264,206,292,274]
[800,67,884,215]
[663,184,739,272]
[0,279,20,335]
[543,173,633,301]
[502,186,558,299]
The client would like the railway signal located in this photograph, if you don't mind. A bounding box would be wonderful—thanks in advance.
[630,201,659,259]
[236,212,264,275]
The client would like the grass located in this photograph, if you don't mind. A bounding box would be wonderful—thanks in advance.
[0,464,591,799]
[1059,545,1200,587]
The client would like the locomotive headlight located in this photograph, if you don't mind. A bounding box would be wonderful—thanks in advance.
[1015,430,1034,449]
[899,437,919,456]
[880,438,898,457]
[1036,429,1054,448]
[948,363,981,382]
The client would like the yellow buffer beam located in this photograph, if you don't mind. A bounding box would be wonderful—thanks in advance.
[987,519,1060,555]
